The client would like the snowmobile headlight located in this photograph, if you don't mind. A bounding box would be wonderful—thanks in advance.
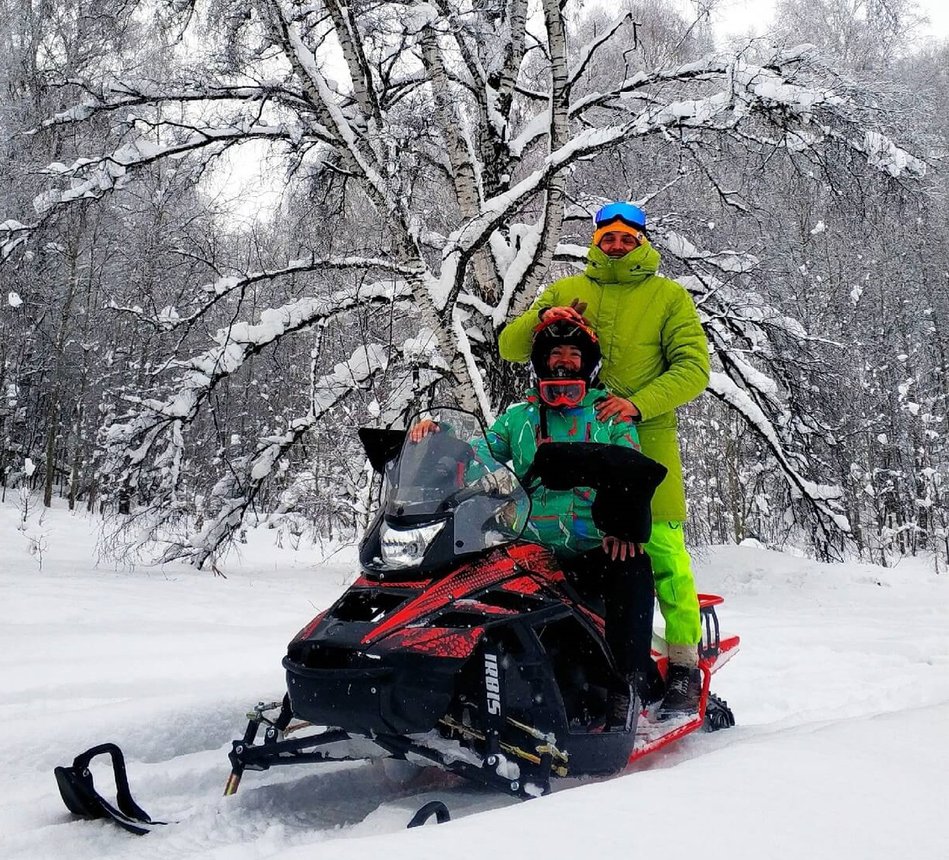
[380,521,445,568]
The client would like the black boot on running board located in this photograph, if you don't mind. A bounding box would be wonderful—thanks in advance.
[658,664,701,720]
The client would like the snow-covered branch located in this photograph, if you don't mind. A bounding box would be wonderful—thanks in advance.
[566,13,633,94]
[708,370,850,541]
[112,265,416,332]
[163,344,389,567]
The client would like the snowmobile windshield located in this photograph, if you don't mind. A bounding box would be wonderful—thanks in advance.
[374,408,531,568]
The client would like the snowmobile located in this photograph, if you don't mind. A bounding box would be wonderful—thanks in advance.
[223,409,739,801]
[55,408,738,833]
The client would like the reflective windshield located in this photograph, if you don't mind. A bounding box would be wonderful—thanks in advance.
[382,408,530,554]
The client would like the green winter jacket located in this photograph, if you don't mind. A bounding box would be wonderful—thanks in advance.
[480,388,640,558]
[498,241,709,522]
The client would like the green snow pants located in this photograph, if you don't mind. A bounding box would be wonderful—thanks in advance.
[644,521,701,647]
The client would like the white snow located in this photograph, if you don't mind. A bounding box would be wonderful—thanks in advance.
[1,500,947,859]
[7,291,23,308]
[863,131,926,178]
[663,232,759,274]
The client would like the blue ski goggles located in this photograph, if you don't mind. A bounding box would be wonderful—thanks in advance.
[594,201,647,230]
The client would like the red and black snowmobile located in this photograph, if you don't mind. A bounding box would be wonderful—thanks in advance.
[224,409,739,801]
[55,409,738,833]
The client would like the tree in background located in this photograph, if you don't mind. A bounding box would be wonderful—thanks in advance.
[0,0,936,567]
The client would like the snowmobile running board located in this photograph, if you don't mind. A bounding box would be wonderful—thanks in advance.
[53,742,167,835]
[626,600,738,763]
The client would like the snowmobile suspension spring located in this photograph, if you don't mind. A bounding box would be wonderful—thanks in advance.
[439,717,568,776]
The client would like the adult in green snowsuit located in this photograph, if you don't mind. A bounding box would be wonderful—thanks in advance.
[411,318,655,728]
[498,201,709,715]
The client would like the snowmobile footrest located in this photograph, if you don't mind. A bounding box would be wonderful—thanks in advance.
[54,742,165,835]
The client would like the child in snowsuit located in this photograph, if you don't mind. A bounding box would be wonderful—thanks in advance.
[412,316,655,728]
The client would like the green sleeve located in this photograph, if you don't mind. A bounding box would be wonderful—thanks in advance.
[484,413,513,463]
[608,416,641,451]
[631,285,710,421]
[497,282,562,362]
[471,412,513,466]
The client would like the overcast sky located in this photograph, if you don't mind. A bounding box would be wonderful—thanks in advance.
[711,0,949,41]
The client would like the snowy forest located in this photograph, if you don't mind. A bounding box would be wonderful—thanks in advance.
[1,0,947,570]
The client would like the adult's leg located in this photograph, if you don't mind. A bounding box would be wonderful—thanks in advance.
[644,521,703,715]
[644,520,701,665]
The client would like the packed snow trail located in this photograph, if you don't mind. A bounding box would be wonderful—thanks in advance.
[1,503,947,859]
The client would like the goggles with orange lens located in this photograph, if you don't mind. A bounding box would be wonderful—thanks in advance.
[539,379,587,408]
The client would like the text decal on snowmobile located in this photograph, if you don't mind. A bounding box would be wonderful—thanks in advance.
[484,651,503,715]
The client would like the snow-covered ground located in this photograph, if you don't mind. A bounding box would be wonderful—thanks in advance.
[1,500,947,859]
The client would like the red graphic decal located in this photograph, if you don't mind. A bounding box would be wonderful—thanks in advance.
[372,578,431,589]
[378,626,484,659]
[291,611,327,644]
[499,576,542,595]
[576,603,606,635]
[506,544,556,567]
[453,599,519,616]
[361,550,515,645]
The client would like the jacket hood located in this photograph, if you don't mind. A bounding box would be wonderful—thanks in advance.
[585,241,660,284]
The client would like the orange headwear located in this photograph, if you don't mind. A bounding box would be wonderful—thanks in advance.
[593,219,646,248]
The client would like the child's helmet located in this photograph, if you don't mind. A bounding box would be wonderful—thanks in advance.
[530,318,602,407]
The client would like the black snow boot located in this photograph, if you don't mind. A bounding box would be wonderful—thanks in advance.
[606,674,641,732]
[658,664,701,720]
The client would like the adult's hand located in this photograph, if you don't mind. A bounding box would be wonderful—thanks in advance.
[408,419,440,443]
[596,393,640,423]
[602,535,642,561]
[537,298,589,328]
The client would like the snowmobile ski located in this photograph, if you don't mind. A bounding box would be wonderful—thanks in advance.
[406,801,451,827]
[54,742,166,835]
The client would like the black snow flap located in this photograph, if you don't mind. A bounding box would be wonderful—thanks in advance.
[54,742,166,836]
